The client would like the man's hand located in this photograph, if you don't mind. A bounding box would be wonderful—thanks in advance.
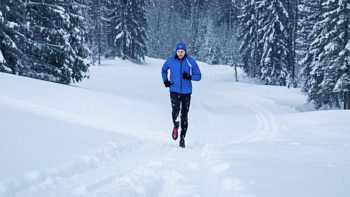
[164,79,171,88]
[183,72,192,80]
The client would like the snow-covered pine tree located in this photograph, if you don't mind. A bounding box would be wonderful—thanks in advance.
[238,0,260,77]
[0,22,10,73]
[101,0,120,59]
[196,0,239,65]
[146,0,182,59]
[257,0,290,85]
[215,0,240,65]
[304,0,350,109]
[296,0,310,68]
[298,1,315,86]
[203,19,222,65]
[24,0,89,84]
[187,0,202,58]
[58,0,89,83]
[114,0,148,63]
[114,0,131,60]
[324,0,350,109]
[130,0,148,62]
[84,0,104,65]
[172,0,192,44]
[0,11,12,73]
[285,0,299,88]
[0,0,89,84]
[0,0,30,75]
[0,48,6,70]
[145,0,167,58]
[299,0,324,105]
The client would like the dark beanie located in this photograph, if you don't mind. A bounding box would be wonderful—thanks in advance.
[175,42,187,52]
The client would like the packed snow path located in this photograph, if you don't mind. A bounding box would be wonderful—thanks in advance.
[0,91,277,197]
[1,57,349,197]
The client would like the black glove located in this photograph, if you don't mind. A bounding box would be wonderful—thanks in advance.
[164,79,171,87]
[183,72,192,80]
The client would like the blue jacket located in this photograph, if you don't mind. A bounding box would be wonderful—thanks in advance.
[161,52,201,94]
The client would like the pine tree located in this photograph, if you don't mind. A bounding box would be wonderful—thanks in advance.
[204,19,222,65]
[188,0,203,57]
[24,0,89,84]
[257,0,290,85]
[0,20,10,72]
[131,0,148,62]
[297,0,315,87]
[101,0,120,59]
[304,0,350,109]
[0,0,89,84]
[238,0,260,77]
[114,0,131,60]
[299,0,324,105]
[0,11,11,73]
[216,0,240,65]
[146,0,177,59]
[325,0,350,109]
[114,0,148,63]
[0,0,29,75]
[60,0,90,83]
[84,0,105,65]
[285,0,299,88]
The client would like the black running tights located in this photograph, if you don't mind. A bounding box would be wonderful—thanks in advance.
[170,92,191,138]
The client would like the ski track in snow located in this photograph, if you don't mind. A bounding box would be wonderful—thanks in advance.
[232,92,278,143]
[193,90,283,197]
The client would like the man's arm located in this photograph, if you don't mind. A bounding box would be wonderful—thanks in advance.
[191,60,201,81]
[161,61,169,82]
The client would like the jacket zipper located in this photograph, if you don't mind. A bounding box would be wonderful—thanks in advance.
[180,59,183,94]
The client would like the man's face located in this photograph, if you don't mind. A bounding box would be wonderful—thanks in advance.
[176,49,186,59]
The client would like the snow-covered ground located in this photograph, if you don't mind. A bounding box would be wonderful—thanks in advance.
[0,57,349,197]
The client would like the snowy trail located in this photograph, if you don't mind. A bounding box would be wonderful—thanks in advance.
[9,140,208,197]
[1,58,349,197]
[0,94,210,196]
[1,74,279,197]
[11,67,288,197]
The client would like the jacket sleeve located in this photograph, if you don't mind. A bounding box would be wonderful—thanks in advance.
[191,59,201,81]
[161,60,169,82]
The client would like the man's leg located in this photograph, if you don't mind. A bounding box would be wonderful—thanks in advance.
[180,94,191,138]
[170,92,181,128]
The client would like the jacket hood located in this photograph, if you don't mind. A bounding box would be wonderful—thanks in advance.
[175,42,187,53]
[172,42,187,59]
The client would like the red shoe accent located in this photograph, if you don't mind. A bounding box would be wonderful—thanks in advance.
[172,127,178,140]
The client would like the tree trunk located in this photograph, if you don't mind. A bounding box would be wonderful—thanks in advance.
[345,90,350,110]
[234,63,238,82]
[347,91,350,110]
